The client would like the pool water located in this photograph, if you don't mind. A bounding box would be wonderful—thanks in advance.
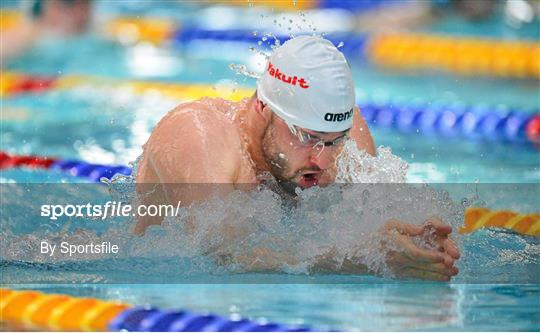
[1,1,539,331]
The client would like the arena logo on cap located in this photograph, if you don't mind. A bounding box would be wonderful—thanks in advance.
[267,62,309,89]
[324,108,354,122]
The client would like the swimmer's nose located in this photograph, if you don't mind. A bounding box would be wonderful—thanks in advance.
[309,145,334,170]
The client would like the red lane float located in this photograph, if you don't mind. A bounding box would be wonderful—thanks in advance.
[0,151,131,182]
[0,151,57,170]
[525,114,540,145]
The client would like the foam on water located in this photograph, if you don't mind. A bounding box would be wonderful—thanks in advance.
[1,127,538,283]
[0,141,462,280]
[336,140,408,183]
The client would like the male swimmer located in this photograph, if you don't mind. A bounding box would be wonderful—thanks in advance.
[136,36,460,281]
[1,0,91,66]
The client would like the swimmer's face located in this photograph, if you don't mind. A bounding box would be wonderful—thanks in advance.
[262,113,347,193]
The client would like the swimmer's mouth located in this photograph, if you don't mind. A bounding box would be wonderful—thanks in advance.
[299,172,321,187]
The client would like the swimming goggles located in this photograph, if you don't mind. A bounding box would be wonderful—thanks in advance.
[287,123,349,149]
[261,101,349,149]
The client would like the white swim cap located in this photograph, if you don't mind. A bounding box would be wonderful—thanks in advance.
[257,35,355,132]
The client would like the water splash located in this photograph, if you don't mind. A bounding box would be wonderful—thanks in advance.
[229,63,261,79]
[336,140,408,183]
[1,148,538,284]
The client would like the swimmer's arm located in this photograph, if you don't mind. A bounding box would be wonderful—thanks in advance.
[215,222,459,278]
[350,106,376,156]
[310,247,369,274]
[134,109,240,235]
[231,247,368,274]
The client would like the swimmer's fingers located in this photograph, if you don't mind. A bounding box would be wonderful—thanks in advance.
[423,217,452,237]
[387,251,452,281]
[383,219,423,236]
[422,218,460,260]
[388,251,458,276]
[422,218,461,260]
[443,237,461,260]
[384,218,453,238]
[393,233,446,264]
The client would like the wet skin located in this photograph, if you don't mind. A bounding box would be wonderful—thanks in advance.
[136,93,460,280]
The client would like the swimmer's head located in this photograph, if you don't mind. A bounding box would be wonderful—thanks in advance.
[256,36,354,192]
[257,35,356,133]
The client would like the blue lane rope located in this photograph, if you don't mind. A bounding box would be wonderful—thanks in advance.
[47,104,540,182]
[2,102,538,182]
[108,306,311,332]
[360,102,538,143]
[174,28,369,58]
[1,288,316,332]
[49,159,132,182]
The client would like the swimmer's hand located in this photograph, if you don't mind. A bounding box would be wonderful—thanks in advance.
[381,218,460,281]
[210,219,459,281]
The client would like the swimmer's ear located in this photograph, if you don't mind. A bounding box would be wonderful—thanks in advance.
[255,99,264,113]
[255,98,267,113]
[256,100,273,123]
[253,91,272,122]
[253,91,263,112]
[257,100,266,113]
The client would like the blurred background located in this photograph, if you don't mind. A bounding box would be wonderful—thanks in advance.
[1,3,539,331]
[1,0,539,183]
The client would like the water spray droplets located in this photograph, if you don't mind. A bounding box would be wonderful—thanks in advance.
[336,142,408,183]
[229,63,261,79]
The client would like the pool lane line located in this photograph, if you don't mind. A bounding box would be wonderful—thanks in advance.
[0,151,57,170]
[106,20,540,79]
[0,151,131,182]
[359,103,539,145]
[0,71,253,101]
[2,8,538,79]
[365,33,539,80]
[170,28,539,79]
[105,17,540,79]
[460,207,540,237]
[2,72,539,145]
[0,288,312,332]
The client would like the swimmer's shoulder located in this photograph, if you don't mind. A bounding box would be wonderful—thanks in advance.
[162,98,235,126]
[144,99,244,183]
[163,99,240,143]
